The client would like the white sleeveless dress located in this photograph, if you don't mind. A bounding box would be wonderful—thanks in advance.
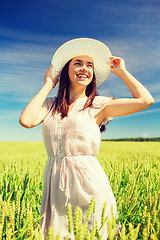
[40,96,118,239]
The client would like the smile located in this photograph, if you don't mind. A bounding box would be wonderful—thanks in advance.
[77,74,88,79]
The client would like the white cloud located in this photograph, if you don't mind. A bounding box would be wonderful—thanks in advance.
[103,38,160,74]
[0,27,68,45]
[141,133,149,138]
[0,110,21,119]
[0,27,159,104]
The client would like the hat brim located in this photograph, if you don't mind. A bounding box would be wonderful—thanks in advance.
[51,38,112,87]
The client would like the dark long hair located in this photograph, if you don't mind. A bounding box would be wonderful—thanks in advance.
[52,60,106,132]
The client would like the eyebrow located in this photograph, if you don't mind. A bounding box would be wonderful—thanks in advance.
[73,59,93,65]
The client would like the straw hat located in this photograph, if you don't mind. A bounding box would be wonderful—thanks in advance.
[51,38,112,87]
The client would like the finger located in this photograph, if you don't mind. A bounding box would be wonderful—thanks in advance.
[109,57,114,65]
[113,59,120,64]
[109,56,119,64]
[49,65,53,72]
[45,69,49,75]
[110,56,122,61]
[110,56,118,60]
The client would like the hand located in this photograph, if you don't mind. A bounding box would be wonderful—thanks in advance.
[44,65,59,89]
[110,56,126,75]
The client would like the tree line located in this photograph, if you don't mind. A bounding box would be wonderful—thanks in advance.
[102,137,160,142]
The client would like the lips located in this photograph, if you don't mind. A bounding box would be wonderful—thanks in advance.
[76,74,88,79]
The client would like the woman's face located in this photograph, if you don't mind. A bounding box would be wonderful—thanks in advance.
[68,55,94,90]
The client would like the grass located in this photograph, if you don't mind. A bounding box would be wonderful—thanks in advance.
[0,141,160,239]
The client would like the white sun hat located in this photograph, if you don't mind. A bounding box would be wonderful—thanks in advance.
[51,38,112,87]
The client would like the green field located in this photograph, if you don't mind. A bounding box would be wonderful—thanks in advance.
[0,142,160,239]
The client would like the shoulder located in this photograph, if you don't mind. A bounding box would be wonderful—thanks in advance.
[90,96,114,126]
[43,97,56,111]
[92,96,113,108]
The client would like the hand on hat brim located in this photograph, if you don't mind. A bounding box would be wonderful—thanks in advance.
[109,56,126,75]
[44,65,59,89]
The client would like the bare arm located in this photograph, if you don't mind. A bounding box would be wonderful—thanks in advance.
[19,65,58,128]
[95,57,154,125]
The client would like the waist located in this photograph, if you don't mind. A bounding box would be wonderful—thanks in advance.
[48,154,95,161]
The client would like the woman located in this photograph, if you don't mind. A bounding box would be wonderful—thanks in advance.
[19,38,154,239]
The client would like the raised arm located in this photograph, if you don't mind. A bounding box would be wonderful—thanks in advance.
[100,56,154,120]
[19,65,58,128]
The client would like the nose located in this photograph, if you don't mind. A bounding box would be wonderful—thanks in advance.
[80,64,87,72]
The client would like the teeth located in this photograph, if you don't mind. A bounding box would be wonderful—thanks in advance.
[78,75,87,78]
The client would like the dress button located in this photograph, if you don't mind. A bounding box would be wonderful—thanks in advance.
[57,119,63,156]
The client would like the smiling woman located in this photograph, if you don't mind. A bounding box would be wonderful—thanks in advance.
[19,38,154,239]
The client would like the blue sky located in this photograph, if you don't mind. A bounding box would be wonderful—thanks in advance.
[0,0,160,141]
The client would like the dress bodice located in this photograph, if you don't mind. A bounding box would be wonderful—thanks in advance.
[42,96,112,159]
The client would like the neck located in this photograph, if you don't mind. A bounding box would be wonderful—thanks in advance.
[69,87,87,104]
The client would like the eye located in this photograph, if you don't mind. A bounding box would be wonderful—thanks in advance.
[88,64,93,68]
[74,62,81,66]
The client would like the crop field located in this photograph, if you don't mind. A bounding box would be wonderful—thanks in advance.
[0,141,160,239]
